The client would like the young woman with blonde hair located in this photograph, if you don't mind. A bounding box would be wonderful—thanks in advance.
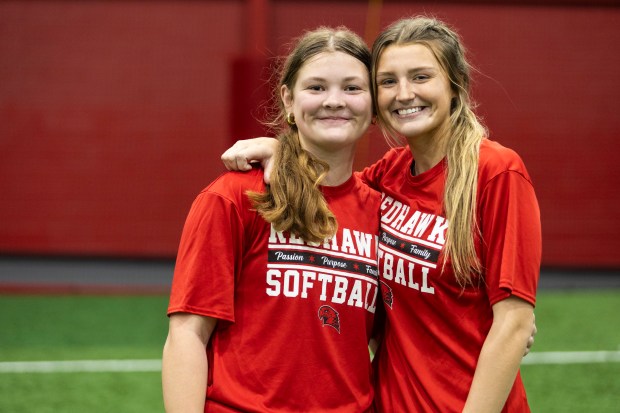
[222,16,541,413]
[367,16,540,412]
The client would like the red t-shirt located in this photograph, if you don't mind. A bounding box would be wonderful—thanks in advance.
[358,139,541,413]
[168,168,382,413]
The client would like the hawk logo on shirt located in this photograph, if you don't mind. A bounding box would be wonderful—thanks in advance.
[318,305,340,333]
[380,281,393,308]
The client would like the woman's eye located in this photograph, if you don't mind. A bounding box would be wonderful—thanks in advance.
[379,78,396,86]
[345,85,362,92]
[307,85,324,91]
[413,75,429,81]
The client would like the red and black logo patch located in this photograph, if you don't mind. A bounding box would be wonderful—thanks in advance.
[380,281,393,308]
[318,305,341,333]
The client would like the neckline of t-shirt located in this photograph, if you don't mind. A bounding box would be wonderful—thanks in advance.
[407,157,446,185]
[321,173,357,196]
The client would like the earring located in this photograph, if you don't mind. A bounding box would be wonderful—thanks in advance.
[286,112,296,126]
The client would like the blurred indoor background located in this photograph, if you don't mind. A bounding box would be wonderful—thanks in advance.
[1,0,618,280]
[1,2,619,412]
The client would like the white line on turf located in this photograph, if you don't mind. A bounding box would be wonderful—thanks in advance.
[1,351,619,373]
[520,350,620,365]
[0,359,161,373]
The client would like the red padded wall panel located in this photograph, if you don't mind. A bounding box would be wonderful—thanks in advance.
[0,1,243,257]
[1,1,618,268]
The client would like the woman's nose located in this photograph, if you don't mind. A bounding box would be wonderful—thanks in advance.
[396,81,415,101]
[323,89,345,108]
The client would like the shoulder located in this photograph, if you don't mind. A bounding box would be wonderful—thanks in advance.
[478,138,532,182]
[203,167,266,201]
[369,146,412,169]
[187,168,266,216]
[358,146,411,187]
[477,139,539,204]
[382,146,412,164]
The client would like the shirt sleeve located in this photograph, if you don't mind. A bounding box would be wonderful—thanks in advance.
[479,170,542,307]
[356,147,401,191]
[167,189,244,322]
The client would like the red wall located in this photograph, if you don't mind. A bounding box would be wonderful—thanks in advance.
[1,1,618,268]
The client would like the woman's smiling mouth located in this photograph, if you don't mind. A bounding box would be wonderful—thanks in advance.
[318,116,351,124]
[396,107,424,116]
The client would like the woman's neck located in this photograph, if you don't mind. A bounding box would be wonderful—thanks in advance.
[406,132,448,175]
[322,162,353,186]
[322,150,355,186]
[305,145,356,187]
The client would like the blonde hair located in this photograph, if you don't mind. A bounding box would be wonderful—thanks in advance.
[248,27,372,243]
[371,17,486,286]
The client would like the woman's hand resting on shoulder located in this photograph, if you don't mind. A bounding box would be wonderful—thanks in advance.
[221,137,279,184]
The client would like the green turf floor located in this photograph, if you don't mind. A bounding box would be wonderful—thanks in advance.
[0,291,618,412]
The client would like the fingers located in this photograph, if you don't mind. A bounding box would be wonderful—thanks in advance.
[524,335,534,356]
[263,158,273,185]
[235,154,254,171]
[523,313,537,356]
[221,141,254,171]
[220,137,278,172]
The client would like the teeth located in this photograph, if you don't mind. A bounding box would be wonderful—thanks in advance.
[397,107,423,115]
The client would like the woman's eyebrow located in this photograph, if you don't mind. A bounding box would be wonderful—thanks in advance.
[377,66,438,76]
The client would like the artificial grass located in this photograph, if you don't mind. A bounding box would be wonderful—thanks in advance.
[0,295,169,360]
[0,291,618,412]
[0,372,164,413]
[522,363,620,412]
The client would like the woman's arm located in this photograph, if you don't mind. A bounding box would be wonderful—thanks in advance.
[220,137,394,190]
[162,313,218,413]
[221,138,279,182]
[462,296,534,413]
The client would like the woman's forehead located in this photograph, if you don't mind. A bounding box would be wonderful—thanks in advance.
[297,51,370,79]
[377,43,441,71]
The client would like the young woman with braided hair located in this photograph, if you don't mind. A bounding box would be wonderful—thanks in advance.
[222,16,541,413]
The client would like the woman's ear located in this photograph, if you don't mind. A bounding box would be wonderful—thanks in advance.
[281,84,293,111]
[450,89,460,112]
